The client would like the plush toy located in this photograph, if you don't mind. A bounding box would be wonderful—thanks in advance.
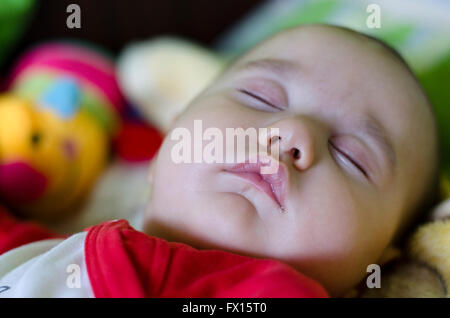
[0,42,125,222]
[117,37,225,132]
[49,38,220,232]
[360,198,450,298]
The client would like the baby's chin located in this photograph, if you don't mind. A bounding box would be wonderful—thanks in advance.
[145,188,363,297]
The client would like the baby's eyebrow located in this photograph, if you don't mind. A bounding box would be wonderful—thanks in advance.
[359,116,397,169]
[236,58,301,79]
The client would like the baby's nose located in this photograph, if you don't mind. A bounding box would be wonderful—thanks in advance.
[267,116,321,172]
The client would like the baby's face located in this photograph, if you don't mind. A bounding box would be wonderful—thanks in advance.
[145,26,437,296]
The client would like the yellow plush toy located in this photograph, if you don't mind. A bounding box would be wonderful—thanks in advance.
[361,198,450,298]
[0,42,124,222]
[117,37,224,132]
[407,200,450,296]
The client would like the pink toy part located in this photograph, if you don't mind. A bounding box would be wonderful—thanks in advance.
[0,162,48,204]
[7,43,125,115]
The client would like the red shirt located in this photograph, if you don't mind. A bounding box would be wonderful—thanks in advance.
[0,206,329,298]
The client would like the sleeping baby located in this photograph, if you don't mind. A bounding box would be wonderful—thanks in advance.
[0,24,440,298]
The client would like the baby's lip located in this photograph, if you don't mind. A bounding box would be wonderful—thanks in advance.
[223,157,288,210]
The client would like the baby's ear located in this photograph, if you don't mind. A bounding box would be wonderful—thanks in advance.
[378,245,402,266]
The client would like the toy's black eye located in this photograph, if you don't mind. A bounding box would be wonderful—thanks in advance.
[30,132,42,147]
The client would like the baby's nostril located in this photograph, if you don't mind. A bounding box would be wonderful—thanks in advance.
[291,147,301,160]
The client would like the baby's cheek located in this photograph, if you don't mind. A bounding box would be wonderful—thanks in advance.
[279,195,377,295]
[289,179,370,257]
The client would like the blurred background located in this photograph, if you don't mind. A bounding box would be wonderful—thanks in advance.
[0,0,261,71]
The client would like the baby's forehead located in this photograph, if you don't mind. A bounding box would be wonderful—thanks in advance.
[235,25,401,70]
[229,25,429,113]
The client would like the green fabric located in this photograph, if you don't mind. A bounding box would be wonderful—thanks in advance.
[374,24,415,49]
[0,0,35,66]
[418,52,450,165]
[271,0,339,35]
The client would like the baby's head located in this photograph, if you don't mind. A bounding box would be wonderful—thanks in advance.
[144,25,440,296]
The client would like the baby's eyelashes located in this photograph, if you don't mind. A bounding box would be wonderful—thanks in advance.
[234,78,289,111]
[328,135,379,184]
[329,139,368,179]
[237,88,283,112]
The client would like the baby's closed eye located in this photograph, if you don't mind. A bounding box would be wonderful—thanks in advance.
[234,78,288,112]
